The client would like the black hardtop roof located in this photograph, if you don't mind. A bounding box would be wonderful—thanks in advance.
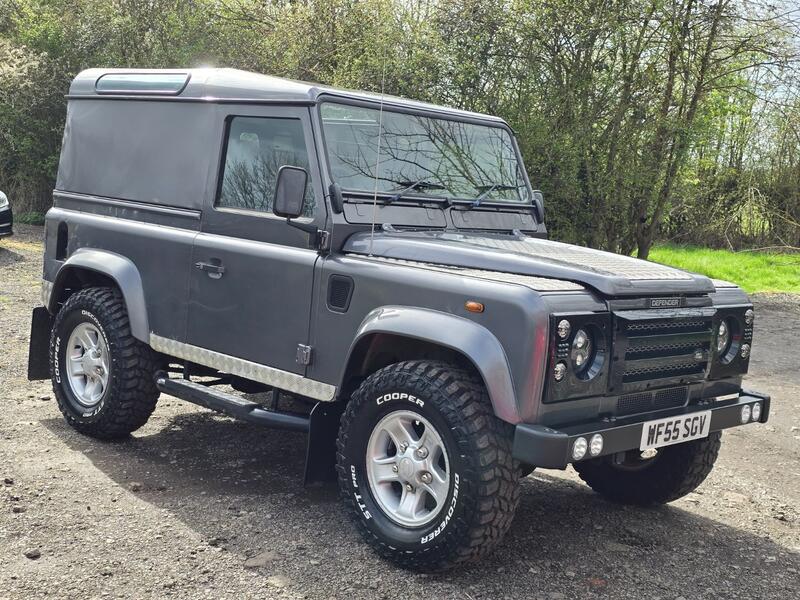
[69,68,506,124]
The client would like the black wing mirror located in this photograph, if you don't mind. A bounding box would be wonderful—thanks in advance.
[273,165,308,219]
[532,189,545,224]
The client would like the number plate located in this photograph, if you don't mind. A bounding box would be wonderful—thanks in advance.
[639,411,712,451]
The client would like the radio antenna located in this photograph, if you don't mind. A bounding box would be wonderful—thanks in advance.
[368,54,387,256]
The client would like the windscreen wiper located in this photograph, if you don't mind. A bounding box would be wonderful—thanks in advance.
[469,183,522,208]
[387,178,446,203]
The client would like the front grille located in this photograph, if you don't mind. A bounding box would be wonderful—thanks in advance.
[617,386,689,416]
[654,386,690,409]
[612,308,714,392]
[617,392,652,415]
[626,320,707,334]
[623,360,705,382]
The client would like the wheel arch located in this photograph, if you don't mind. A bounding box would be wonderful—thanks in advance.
[49,249,149,342]
[338,306,521,424]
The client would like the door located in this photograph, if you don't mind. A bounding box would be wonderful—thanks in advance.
[186,106,326,375]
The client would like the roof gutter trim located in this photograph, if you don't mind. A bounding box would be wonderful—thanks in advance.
[65,95,318,106]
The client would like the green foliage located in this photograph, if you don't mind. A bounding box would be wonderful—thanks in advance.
[0,0,798,255]
[649,245,800,293]
[15,210,46,225]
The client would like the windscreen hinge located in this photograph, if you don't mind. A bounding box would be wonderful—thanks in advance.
[317,230,330,252]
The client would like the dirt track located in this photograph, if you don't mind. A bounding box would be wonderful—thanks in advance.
[1,225,799,599]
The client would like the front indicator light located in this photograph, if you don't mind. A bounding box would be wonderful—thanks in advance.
[751,402,762,421]
[554,361,568,382]
[740,344,751,359]
[572,437,588,461]
[740,404,752,424]
[589,434,604,457]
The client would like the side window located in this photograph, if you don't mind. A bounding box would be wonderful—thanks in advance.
[217,116,316,217]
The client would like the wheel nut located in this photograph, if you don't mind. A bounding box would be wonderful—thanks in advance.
[405,483,413,492]
[391,465,398,473]
[415,447,428,459]
[419,472,432,484]
[399,442,408,453]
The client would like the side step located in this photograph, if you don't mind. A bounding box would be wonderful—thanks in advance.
[155,372,309,432]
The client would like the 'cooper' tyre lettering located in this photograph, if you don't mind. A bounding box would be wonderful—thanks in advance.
[53,336,61,384]
[376,392,424,407]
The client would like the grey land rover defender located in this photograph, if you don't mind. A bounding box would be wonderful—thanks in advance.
[28,68,769,570]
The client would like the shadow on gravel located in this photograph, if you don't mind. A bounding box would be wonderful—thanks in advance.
[43,411,800,597]
[0,246,24,268]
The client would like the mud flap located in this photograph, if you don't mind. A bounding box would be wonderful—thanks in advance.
[304,402,345,484]
[28,307,53,381]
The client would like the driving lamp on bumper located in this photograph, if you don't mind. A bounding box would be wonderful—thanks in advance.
[589,434,603,457]
[572,437,588,461]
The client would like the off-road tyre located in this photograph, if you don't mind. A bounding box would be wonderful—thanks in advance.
[573,432,722,505]
[50,287,160,439]
[336,360,520,571]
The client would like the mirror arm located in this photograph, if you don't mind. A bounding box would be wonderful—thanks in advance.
[285,219,329,252]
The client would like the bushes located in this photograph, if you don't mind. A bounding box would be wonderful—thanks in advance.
[0,0,798,252]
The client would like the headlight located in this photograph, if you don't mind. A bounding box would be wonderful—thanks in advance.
[716,319,731,355]
[571,328,593,372]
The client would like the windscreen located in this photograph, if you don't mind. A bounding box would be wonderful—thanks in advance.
[320,102,531,204]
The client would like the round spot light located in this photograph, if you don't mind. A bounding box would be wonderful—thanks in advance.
[557,319,571,340]
[740,344,751,359]
[572,437,588,461]
[589,434,604,457]
[751,402,762,422]
[740,404,752,424]
[744,309,754,325]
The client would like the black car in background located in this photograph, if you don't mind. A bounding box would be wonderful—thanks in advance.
[0,190,12,237]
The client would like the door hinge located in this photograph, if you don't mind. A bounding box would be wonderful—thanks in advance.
[296,344,313,366]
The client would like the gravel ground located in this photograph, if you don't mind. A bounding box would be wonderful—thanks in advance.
[1,225,799,599]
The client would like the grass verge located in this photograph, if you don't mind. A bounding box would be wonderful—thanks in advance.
[648,245,800,293]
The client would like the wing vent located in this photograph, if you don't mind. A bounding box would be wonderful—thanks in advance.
[327,275,354,312]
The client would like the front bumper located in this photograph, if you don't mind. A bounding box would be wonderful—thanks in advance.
[513,391,770,469]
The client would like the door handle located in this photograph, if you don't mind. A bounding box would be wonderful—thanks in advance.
[195,261,225,279]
